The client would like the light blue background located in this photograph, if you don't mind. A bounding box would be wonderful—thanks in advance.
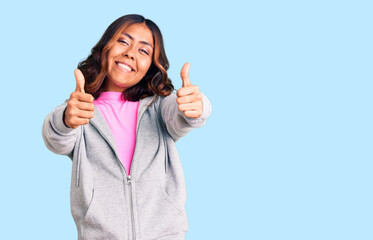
[1,0,372,239]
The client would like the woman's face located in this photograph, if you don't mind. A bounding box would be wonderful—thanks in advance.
[104,23,154,92]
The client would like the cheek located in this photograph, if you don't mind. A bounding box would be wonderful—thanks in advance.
[107,54,115,70]
[139,58,152,74]
[107,47,120,65]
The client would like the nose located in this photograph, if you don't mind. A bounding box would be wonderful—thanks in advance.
[123,46,135,60]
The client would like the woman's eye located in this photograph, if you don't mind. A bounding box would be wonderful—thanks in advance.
[140,49,149,55]
[118,40,129,45]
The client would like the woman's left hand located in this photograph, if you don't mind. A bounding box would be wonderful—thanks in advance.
[176,63,203,119]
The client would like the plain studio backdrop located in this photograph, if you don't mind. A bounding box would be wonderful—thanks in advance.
[1,0,372,239]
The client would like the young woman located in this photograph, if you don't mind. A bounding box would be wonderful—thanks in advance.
[42,14,211,240]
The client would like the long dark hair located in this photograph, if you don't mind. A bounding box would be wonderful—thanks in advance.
[77,14,174,101]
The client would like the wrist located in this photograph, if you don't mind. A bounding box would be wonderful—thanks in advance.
[63,108,71,128]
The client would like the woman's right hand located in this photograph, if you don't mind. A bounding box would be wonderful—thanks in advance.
[64,69,95,129]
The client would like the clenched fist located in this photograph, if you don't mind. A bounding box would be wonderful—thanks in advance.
[64,69,95,129]
[176,63,203,119]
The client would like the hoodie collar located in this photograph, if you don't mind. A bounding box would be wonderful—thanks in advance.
[89,95,156,154]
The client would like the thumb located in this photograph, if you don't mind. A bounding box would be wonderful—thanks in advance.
[180,63,192,87]
[74,69,85,93]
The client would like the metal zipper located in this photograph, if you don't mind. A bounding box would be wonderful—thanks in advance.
[75,126,84,187]
[124,99,154,239]
[127,175,136,240]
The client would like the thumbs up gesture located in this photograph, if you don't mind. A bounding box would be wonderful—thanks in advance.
[64,69,95,129]
[176,63,203,118]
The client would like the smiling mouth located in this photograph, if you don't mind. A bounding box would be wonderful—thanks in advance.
[115,61,135,72]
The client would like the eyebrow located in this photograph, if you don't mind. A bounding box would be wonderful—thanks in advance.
[122,32,154,49]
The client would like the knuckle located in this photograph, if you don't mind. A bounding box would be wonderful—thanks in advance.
[73,117,80,124]
[187,112,195,118]
[71,119,78,126]
[197,93,203,100]
[70,99,79,107]
[70,109,76,116]
[87,103,94,110]
[69,119,76,126]
[85,94,94,102]
[67,101,73,108]
[176,89,182,97]
[66,108,73,116]
[71,92,80,99]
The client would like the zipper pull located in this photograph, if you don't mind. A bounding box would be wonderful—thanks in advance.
[127,175,132,185]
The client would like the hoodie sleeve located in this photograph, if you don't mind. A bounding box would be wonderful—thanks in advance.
[160,92,212,142]
[42,102,80,157]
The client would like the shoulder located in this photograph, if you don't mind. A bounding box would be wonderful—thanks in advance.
[157,93,177,106]
[139,93,177,109]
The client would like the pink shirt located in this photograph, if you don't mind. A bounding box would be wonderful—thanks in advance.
[93,92,139,174]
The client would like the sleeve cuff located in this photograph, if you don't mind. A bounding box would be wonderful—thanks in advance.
[53,104,77,134]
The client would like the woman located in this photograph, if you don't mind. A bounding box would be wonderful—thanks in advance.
[42,14,212,240]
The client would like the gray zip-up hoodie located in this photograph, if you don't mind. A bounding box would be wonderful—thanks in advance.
[42,93,212,240]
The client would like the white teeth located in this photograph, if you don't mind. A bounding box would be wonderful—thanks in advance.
[117,62,132,72]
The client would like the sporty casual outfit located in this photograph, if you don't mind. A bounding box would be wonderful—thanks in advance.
[42,92,212,240]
